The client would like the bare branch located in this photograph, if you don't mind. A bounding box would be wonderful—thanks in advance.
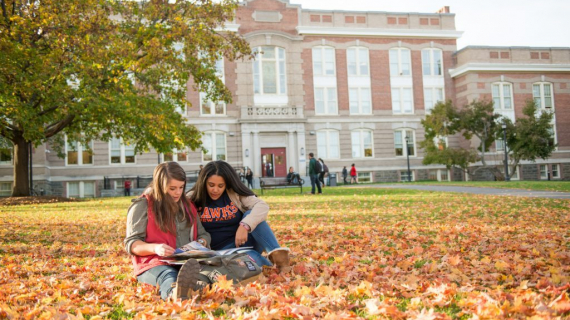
[44,114,76,138]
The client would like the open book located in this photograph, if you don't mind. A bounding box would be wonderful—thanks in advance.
[161,241,253,264]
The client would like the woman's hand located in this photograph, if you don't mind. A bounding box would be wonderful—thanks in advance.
[154,243,175,257]
[235,225,249,247]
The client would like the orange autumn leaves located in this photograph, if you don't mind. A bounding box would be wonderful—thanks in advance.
[0,189,569,319]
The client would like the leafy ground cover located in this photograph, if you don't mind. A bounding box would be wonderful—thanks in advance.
[0,188,569,319]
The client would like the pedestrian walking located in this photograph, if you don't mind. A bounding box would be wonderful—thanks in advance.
[350,163,358,184]
[308,153,322,194]
[342,166,348,184]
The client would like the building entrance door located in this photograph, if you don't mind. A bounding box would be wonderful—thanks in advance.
[261,148,287,177]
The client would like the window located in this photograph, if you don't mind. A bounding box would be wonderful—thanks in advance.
[317,130,340,159]
[253,46,286,95]
[0,147,12,165]
[201,59,226,115]
[357,172,372,183]
[499,166,519,180]
[349,88,371,114]
[389,48,411,76]
[67,181,95,198]
[423,87,443,113]
[0,182,11,196]
[434,136,448,150]
[392,88,413,114]
[347,47,369,76]
[428,169,449,181]
[421,49,443,76]
[552,164,560,178]
[400,170,415,182]
[540,164,548,179]
[533,82,554,109]
[496,139,505,152]
[202,132,226,161]
[351,129,373,158]
[492,82,513,110]
[314,87,338,115]
[163,149,188,162]
[394,130,415,156]
[66,139,93,166]
[110,138,135,164]
[312,46,335,76]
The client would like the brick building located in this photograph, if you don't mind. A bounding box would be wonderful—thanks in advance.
[1,0,569,197]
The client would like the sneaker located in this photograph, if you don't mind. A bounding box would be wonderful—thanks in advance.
[171,259,201,300]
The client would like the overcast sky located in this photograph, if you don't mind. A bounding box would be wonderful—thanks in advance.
[287,0,570,50]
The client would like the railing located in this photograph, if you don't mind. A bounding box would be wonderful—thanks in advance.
[241,105,304,119]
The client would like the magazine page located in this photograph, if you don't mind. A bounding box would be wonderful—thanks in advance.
[165,241,218,259]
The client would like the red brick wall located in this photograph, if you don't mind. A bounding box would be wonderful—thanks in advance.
[237,0,299,36]
[335,49,349,111]
[370,50,391,110]
[225,59,238,111]
[411,50,424,111]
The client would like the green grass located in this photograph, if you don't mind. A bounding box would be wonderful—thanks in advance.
[408,180,570,192]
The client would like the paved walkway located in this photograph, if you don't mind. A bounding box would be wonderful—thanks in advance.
[349,184,570,199]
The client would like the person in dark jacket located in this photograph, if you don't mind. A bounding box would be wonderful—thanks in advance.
[308,153,322,194]
[342,166,348,184]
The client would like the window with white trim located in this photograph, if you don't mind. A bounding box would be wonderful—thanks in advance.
[202,132,226,161]
[533,82,553,110]
[317,130,340,159]
[0,147,12,165]
[421,48,443,76]
[351,129,373,158]
[0,182,11,196]
[67,181,95,198]
[163,149,188,162]
[201,59,226,115]
[347,47,369,76]
[424,87,444,113]
[394,129,415,156]
[498,166,519,180]
[496,139,506,152]
[428,169,449,181]
[110,138,135,164]
[400,170,415,182]
[66,139,93,166]
[392,87,413,114]
[253,46,286,95]
[358,172,372,183]
[492,82,513,110]
[314,87,338,115]
[552,164,560,178]
[312,46,335,76]
[389,48,411,76]
[349,87,371,114]
[434,136,448,150]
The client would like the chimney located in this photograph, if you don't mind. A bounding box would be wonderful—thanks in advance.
[436,6,450,14]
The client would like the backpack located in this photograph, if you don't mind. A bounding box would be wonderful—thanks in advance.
[195,252,262,286]
[314,160,323,174]
[323,164,329,173]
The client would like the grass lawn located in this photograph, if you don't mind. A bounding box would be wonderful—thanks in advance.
[1,187,569,319]
[408,180,570,193]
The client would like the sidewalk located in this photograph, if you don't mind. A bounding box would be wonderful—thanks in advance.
[351,184,570,199]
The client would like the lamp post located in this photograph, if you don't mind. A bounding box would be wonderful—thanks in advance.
[405,136,411,182]
[502,123,510,181]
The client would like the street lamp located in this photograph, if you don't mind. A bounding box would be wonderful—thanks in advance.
[502,123,510,181]
[405,136,411,182]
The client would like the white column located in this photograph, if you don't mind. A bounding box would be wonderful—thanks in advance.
[298,131,307,176]
[287,130,295,172]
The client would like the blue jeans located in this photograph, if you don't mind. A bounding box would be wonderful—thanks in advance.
[310,174,322,194]
[216,210,281,267]
[137,264,180,300]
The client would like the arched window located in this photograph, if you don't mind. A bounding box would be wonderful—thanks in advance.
[202,131,227,161]
[317,130,340,159]
[394,129,415,157]
[389,48,411,76]
[253,46,286,95]
[421,48,443,76]
[532,82,554,110]
[312,46,336,76]
[347,46,369,76]
[351,129,374,158]
[492,82,513,110]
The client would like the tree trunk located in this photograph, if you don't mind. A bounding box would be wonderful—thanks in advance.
[12,136,30,196]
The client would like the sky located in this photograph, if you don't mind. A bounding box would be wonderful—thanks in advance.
[287,0,570,50]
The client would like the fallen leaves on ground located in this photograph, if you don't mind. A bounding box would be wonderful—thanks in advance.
[0,188,569,319]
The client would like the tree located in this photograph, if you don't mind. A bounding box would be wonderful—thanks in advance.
[500,100,556,178]
[420,100,479,177]
[0,0,252,196]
